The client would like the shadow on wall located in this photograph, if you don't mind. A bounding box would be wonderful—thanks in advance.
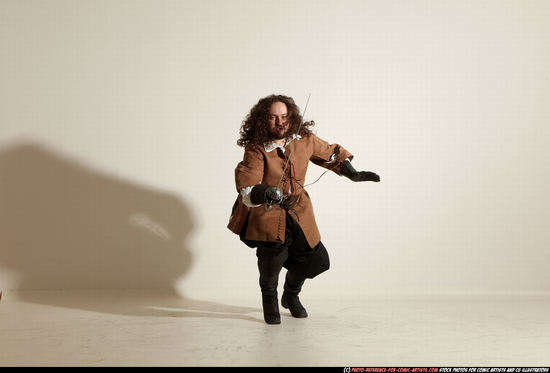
[0,141,193,291]
[0,141,262,322]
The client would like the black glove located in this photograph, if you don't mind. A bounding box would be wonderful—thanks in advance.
[250,184,284,206]
[340,160,380,182]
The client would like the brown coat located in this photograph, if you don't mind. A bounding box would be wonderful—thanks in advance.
[227,134,353,248]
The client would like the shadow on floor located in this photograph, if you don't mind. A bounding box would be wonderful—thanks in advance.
[14,289,264,324]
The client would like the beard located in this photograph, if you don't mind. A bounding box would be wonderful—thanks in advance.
[270,131,287,140]
[268,126,291,141]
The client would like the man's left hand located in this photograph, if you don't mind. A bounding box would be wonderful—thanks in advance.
[349,171,380,182]
[340,160,381,182]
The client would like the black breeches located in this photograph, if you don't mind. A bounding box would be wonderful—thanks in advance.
[245,213,330,296]
[256,248,305,297]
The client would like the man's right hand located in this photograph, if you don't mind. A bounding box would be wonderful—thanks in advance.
[264,186,284,205]
[250,184,284,206]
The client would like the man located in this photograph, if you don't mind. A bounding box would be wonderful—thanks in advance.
[228,94,380,324]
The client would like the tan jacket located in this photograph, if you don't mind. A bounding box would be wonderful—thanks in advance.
[227,134,353,248]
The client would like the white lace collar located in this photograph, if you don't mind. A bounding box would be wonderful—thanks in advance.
[264,134,302,152]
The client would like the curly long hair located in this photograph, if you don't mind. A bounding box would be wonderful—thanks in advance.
[237,94,315,147]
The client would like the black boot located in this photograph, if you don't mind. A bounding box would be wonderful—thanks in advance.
[281,291,308,318]
[262,294,281,324]
[260,263,281,324]
[257,253,285,325]
[281,271,308,318]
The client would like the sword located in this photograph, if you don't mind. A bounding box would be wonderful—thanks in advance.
[265,93,311,211]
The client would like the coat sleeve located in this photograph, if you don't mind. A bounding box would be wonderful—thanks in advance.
[309,134,354,175]
[234,144,265,191]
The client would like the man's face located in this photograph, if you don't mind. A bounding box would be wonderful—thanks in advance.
[267,101,290,140]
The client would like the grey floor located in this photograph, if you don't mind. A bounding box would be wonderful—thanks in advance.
[0,290,549,366]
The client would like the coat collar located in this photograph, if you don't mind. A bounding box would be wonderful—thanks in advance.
[264,134,302,152]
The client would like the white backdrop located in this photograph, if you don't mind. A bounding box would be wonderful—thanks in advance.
[1,0,549,299]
